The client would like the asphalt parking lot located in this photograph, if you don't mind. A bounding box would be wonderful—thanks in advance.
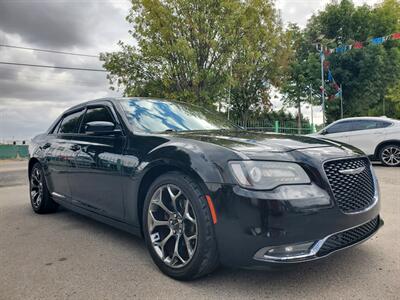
[0,161,399,300]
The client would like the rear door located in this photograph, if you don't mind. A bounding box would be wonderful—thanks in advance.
[68,103,126,220]
[45,108,85,200]
[346,120,392,155]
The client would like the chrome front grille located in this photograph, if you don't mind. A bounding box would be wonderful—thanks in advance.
[324,157,375,213]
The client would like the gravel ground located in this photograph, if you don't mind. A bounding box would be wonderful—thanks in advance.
[0,161,399,300]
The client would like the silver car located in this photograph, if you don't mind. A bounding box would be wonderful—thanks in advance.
[310,117,400,167]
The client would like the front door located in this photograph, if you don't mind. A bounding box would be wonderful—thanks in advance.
[68,104,126,220]
[323,120,353,144]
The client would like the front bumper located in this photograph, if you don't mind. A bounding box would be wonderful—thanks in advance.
[253,215,382,263]
[206,182,382,268]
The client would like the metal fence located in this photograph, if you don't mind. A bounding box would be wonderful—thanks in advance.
[234,120,316,134]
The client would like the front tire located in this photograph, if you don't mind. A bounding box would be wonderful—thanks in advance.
[143,172,219,280]
[379,144,400,167]
[29,162,58,214]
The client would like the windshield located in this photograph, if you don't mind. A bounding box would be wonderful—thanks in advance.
[119,98,236,133]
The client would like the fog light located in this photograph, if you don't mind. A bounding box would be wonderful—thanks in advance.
[264,242,315,259]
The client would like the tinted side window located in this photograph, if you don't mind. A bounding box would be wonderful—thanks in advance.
[377,121,392,128]
[81,106,115,132]
[352,120,392,131]
[58,110,85,134]
[352,120,376,131]
[326,121,353,134]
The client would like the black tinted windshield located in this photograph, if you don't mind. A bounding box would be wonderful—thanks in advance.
[120,99,236,133]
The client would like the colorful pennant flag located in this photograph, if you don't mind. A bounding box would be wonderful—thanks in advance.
[327,70,334,82]
[323,60,330,71]
[336,46,347,53]
[371,37,384,44]
[392,33,400,40]
[333,83,340,91]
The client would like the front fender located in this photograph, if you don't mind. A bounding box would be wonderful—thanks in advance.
[144,141,226,184]
[121,138,240,228]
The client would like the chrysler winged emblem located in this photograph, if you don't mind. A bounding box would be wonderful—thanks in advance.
[338,166,365,175]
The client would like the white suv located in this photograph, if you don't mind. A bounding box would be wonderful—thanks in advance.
[310,117,400,166]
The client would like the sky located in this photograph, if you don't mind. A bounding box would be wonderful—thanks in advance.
[0,0,381,141]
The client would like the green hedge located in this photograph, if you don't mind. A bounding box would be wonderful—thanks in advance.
[0,145,29,159]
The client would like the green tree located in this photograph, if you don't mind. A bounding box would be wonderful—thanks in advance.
[298,0,400,123]
[281,24,321,132]
[385,81,400,118]
[101,0,240,107]
[101,0,288,117]
[228,0,288,121]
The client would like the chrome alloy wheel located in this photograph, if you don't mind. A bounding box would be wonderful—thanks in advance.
[382,146,400,166]
[147,184,198,268]
[30,168,43,208]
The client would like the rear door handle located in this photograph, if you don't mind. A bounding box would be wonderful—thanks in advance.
[70,144,81,151]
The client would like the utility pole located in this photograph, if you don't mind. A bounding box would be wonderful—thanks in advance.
[320,47,326,127]
[309,85,314,126]
[340,84,343,119]
[227,61,232,120]
[383,95,385,116]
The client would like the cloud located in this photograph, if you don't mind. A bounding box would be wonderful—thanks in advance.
[0,0,130,50]
[0,0,131,140]
[277,0,380,27]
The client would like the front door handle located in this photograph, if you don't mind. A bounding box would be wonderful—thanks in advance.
[70,144,81,151]
[42,142,51,149]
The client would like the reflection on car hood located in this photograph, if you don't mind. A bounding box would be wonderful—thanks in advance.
[171,130,335,154]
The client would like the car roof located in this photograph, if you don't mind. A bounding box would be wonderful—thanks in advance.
[64,97,112,112]
[65,97,178,112]
[331,116,399,123]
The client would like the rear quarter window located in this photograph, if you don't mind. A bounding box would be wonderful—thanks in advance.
[377,121,392,128]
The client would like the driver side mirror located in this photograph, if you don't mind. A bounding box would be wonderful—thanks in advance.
[84,121,121,136]
[320,129,328,135]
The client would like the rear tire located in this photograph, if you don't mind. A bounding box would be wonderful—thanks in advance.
[379,144,400,167]
[29,162,58,214]
[143,171,219,280]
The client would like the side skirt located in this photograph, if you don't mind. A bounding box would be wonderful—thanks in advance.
[53,197,142,237]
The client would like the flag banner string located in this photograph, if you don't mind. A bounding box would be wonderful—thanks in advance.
[326,67,342,101]
[320,60,341,101]
[320,32,400,55]
[317,32,399,101]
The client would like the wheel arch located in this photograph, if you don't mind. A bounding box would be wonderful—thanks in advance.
[136,163,209,236]
[374,139,400,159]
[28,157,40,178]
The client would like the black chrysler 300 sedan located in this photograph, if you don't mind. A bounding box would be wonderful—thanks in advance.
[29,98,383,280]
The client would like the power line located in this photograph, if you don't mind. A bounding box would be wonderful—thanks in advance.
[0,44,99,58]
[0,61,107,72]
[0,69,105,86]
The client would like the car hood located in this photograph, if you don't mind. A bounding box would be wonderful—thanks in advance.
[171,130,335,154]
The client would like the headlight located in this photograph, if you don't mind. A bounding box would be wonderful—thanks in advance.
[229,161,310,190]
